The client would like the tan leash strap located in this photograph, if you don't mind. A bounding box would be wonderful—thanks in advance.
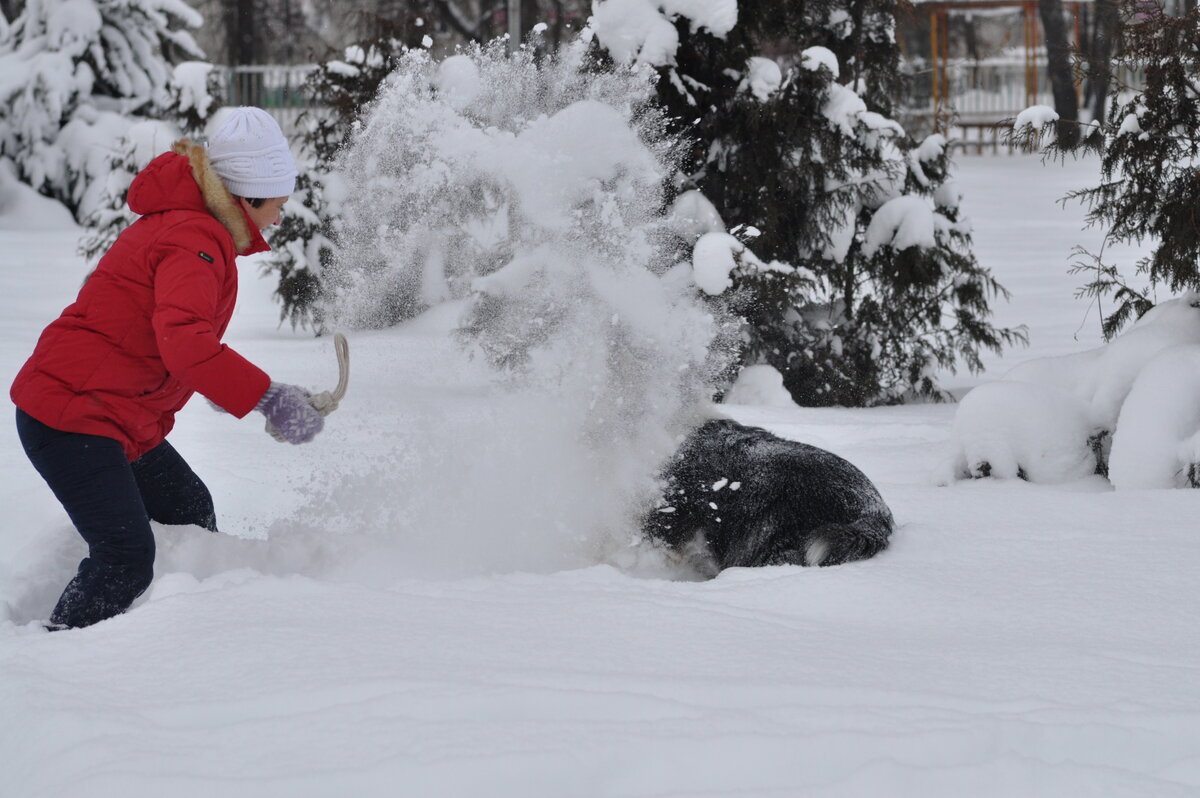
[267,332,350,442]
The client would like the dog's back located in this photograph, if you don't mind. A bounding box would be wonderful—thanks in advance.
[645,419,894,571]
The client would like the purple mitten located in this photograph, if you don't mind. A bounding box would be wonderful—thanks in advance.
[256,382,324,444]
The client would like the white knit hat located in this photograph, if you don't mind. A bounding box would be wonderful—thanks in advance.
[207,107,297,198]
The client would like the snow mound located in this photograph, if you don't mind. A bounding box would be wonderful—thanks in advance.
[944,380,1098,484]
[0,160,76,230]
[722,364,797,408]
[1108,345,1200,489]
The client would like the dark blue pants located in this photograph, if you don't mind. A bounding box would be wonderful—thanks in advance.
[15,408,217,629]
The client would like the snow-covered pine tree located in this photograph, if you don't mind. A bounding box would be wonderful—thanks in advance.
[262,34,409,330]
[78,61,224,265]
[0,0,205,221]
[1016,0,1200,338]
[589,0,1024,405]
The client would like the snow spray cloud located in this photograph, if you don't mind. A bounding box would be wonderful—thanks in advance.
[293,39,737,580]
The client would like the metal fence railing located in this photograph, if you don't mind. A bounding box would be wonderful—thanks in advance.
[217,65,318,133]
[219,60,1144,149]
[905,56,1146,152]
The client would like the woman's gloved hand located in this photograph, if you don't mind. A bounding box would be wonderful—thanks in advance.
[256,382,324,444]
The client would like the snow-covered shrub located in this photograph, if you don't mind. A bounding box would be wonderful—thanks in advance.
[588,0,1023,406]
[327,39,683,329]
[945,293,1200,487]
[1004,293,1200,433]
[0,0,204,221]
[1109,345,1200,489]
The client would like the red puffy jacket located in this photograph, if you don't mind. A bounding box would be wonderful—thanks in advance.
[10,140,272,461]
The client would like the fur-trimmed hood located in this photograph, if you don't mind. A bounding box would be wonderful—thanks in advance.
[126,139,267,256]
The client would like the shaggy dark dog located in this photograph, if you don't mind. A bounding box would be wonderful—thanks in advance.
[644,418,894,574]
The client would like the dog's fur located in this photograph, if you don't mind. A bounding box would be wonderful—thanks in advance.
[643,418,894,574]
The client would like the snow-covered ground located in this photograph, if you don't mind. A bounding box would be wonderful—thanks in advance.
[3,154,1199,797]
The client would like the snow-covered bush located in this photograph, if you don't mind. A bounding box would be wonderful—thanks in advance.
[944,380,1099,484]
[944,293,1200,487]
[1004,294,1200,433]
[1108,345,1200,489]
[77,119,181,263]
[588,0,1023,406]
[0,0,204,221]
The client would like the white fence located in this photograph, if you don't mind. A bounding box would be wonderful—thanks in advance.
[907,56,1145,152]
[942,60,1053,122]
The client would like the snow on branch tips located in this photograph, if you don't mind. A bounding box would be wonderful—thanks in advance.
[172,62,216,120]
[1011,104,1059,150]
[742,57,781,102]
[691,232,798,297]
[800,46,840,79]
[692,232,744,295]
[863,195,937,256]
[587,0,737,66]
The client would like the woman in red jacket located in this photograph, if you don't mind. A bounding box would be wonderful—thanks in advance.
[11,107,324,630]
